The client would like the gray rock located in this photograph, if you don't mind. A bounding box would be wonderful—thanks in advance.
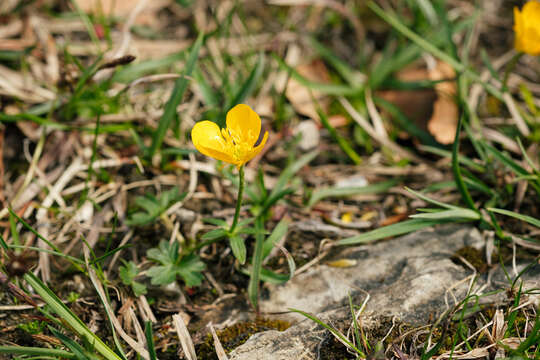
[229,225,483,360]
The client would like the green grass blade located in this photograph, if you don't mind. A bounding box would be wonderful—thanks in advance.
[0,346,76,359]
[309,179,398,208]
[147,32,204,158]
[337,219,446,246]
[273,54,362,96]
[227,52,264,108]
[289,308,365,356]
[265,150,318,208]
[487,208,540,228]
[452,113,477,211]
[23,273,123,360]
[145,322,157,360]
[248,217,265,310]
[367,1,503,100]
[262,218,289,259]
[410,209,481,221]
[317,106,362,165]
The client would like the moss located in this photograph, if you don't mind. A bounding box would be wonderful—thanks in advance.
[196,318,291,360]
[451,246,489,273]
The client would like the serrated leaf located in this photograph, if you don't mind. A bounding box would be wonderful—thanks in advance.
[147,264,178,285]
[230,235,246,264]
[177,253,205,287]
[119,261,139,285]
[131,282,147,297]
[147,240,178,265]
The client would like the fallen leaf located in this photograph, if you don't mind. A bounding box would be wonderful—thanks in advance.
[286,59,331,121]
[427,61,458,144]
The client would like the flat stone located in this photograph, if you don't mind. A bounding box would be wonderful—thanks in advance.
[229,225,483,360]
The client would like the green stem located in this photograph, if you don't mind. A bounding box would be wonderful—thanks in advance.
[230,165,245,234]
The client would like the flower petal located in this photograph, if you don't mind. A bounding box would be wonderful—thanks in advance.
[226,104,262,147]
[191,120,236,164]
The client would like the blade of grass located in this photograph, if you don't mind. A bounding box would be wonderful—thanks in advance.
[147,32,204,159]
[410,208,481,221]
[23,273,123,360]
[452,112,477,211]
[308,179,398,208]
[317,105,362,165]
[145,322,157,360]
[227,52,264,109]
[337,218,447,246]
[273,54,362,96]
[487,208,540,228]
[367,1,503,100]
[0,346,76,359]
[289,308,365,357]
[248,217,265,310]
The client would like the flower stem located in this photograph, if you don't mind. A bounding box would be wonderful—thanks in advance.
[230,165,245,234]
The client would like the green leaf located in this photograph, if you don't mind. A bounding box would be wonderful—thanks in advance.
[119,261,147,296]
[147,32,204,158]
[119,261,139,285]
[337,219,446,246]
[410,209,481,221]
[487,208,540,228]
[131,282,147,297]
[227,53,264,109]
[262,219,289,259]
[145,322,157,360]
[147,241,205,287]
[147,240,178,265]
[176,253,205,287]
[23,273,124,360]
[229,235,247,264]
[265,150,318,210]
[273,54,362,96]
[201,228,227,241]
[147,264,178,285]
[308,180,398,207]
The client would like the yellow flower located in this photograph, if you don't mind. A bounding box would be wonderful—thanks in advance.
[514,1,540,56]
[191,104,268,168]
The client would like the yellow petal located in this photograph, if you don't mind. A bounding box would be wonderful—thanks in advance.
[226,104,262,147]
[515,1,540,55]
[191,120,236,164]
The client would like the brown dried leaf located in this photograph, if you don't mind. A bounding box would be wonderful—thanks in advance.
[427,61,458,145]
[286,59,331,120]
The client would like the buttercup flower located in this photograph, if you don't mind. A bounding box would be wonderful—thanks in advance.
[191,104,268,168]
[514,1,540,56]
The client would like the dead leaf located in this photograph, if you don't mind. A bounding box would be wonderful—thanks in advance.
[377,61,458,145]
[286,59,331,121]
[427,61,458,144]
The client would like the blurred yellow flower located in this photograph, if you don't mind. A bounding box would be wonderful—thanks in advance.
[191,104,268,168]
[514,1,540,55]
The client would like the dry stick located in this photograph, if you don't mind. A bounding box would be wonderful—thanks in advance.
[173,313,197,360]
[339,97,423,163]
[209,323,229,360]
[137,296,157,323]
